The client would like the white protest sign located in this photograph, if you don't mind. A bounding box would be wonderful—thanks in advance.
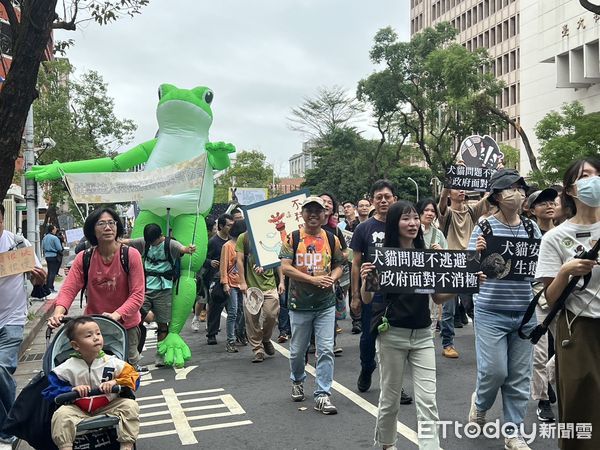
[0,247,35,278]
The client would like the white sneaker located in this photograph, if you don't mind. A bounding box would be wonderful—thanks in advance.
[468,392,486,426]
[191,317,201,332]
[504,436,532,450]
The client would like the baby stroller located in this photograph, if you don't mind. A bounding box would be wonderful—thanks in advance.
[4,315,137,450]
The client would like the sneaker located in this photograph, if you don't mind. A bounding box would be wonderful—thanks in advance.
[504,436,532,450]
[468,392,486,426]
[536,400,555,422]
[236,336,248,346]
[155,353,165,367]
[252,352,265,363]
[333,346,343,356]
[226,342,238,353]
[207,336,217,345]
[135,365,149,373]
[314,395,337,415]
[277,334,288,343]
[191,317,201,332]
[263,340,275,356]
[442,346,459,358]
[291,382,304,402]
[400,388,413,405]
[335,326,343,334]
[454,319,464,328]
[357,368,373,392]
[351,323,362,334]
[199,310,207,322]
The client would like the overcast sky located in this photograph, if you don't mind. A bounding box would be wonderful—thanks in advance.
[56,1,409,176]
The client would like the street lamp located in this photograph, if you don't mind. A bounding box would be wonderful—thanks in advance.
[407,177,419,203]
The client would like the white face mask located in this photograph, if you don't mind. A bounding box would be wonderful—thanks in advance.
[500,188,526,210]
[574,176,600,207]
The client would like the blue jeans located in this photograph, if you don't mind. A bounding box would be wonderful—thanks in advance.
[289,306,335,399]
[225,287,243,344]
[474,307,536,426]
[440,295,456,348]
[0,325,24,440]
[360,302,377,373]
[278,293,290,335]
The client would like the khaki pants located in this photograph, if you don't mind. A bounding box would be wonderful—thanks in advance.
[51,397,140,447]
[243,288,280,355]
[127,327,141,365]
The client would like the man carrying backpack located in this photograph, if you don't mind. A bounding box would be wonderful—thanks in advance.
[280,196,344,415]
[126,223,196,366]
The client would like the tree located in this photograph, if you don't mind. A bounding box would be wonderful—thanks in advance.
[288,85,364,141]
[0,0,149,202]
[32,59,136,226]
[532,101,600,185]
[358,23,509,177]
[214,150,275,203]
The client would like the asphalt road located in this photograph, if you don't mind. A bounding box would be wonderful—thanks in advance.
[122,315,561,450]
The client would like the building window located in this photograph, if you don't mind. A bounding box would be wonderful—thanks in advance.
[510,16,516,37]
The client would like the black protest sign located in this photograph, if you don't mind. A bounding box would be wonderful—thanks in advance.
[444,165,495,192]
[367,247,480,294]
[480,236,541,282]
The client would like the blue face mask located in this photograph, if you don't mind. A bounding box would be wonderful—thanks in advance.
[575,176,600,208]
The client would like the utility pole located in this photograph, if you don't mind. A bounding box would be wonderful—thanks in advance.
[23,106,40,258]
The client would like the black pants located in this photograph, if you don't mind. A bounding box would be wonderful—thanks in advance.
[206,294,227,338]
[45,257,61,291]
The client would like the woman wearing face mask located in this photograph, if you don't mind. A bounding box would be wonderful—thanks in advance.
[467,169,542,450]
[535,157,600,450]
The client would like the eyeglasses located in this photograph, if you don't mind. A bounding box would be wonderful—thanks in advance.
[95,220,117,228]
[373,194,394,202]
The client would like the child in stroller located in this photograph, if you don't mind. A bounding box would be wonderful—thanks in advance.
[42,315,140,450]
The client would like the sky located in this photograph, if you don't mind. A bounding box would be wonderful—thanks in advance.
[56,1,410,177]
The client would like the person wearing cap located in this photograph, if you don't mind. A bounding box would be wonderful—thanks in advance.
[437,178,491,359]
[279,196,344,415]
[527,187,559,423]
[467,169,541,450]
[236,229,285,363]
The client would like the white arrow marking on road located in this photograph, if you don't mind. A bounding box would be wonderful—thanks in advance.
[174,365,198,380]
[271,340,421,447]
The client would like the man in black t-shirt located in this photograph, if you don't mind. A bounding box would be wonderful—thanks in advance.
[204,214,234,344]
[350,180,413,404]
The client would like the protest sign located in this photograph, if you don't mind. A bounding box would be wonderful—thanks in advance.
[459,134,504,169]
[367,247,480,294]
[229,187,268,205]
[65,228,84,244]
[444,165,495,192]
[480,236,541,282]
[242,190,309,269]
[0,247,35,278]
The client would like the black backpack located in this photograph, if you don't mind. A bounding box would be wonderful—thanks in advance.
[80,244,130,307]
[477,215,536,239]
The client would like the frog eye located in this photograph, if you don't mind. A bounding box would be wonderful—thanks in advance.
[204,90,214,104]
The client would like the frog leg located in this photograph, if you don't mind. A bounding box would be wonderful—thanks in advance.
[130,210,167,239]
[158,213,208,368]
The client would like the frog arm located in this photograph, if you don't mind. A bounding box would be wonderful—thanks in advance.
[26,139,157,182]
[205,141,235,171]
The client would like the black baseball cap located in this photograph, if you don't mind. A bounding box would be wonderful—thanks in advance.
[488,169,529,192]
[527,188,559,209]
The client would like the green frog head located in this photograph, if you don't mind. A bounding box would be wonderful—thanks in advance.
[156,84,214,135]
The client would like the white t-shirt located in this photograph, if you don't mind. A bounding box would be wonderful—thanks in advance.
[0,231,41,327]
[535,220,600,318]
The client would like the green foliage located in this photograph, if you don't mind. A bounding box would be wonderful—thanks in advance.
[358,23,505,177]
[499,144,519,170]
[214,150,275,203]
[33,60,136,211]
[533,101,600,185]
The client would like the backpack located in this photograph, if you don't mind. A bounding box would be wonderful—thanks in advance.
[442,205,477,238]
[80,244,130,307]
[477,215,536,239]
[283,229,337,303]
[142,237,182,291]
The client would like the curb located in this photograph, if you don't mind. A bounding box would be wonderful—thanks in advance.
[19,297,55,357]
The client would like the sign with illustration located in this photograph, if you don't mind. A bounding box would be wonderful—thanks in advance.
[242,190,309,269]
[480,236,541,282]
[228,187,268,205]
[459,134,504,169]
[367,247,480,294]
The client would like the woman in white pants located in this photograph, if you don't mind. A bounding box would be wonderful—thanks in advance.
[360,200,455,450]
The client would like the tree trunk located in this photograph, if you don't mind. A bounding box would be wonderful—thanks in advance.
[487,105,541,173]
[0,0,57,202]
[580,1,600,15]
